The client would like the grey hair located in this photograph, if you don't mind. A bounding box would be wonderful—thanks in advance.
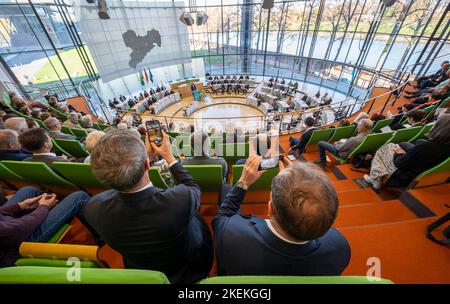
[85,130,105,152]
[357,118,373,132]
[81,115,93,127]
[90,129,147,191]
[0,129,19,150]
[44,117,59,130]
[190,131,211,157]
[271,162,338,241]
[4,117,28,134]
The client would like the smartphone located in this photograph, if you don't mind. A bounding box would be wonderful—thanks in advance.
[258,156,279,171]
[146,120,163,146]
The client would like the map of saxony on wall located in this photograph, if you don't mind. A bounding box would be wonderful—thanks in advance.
[79,0,191,83]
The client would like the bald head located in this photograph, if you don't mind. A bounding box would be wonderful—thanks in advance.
[0,129,20,150]
[4,117,28,134]
[44,117,61,131]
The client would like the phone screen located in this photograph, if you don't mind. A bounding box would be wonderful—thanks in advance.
[259,157,279,171]
[146,120,162,146]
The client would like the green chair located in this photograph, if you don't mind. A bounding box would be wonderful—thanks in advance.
[54,139,89,158]
[53,162,104,189]
[70,128,89,137]
[47,224,71,243]
[232,165,279,191]
[408,123,434,143]
[184,165,223,192]
[171,144,180,158]
[407,157,450,189]
[51,139,74,158]
[198,276,393,284]
[181,145,193,157]
[371,118,394,133]
[327,125,356,143]
[335,132,394,164]
[305,128,335,151]
[217,143,249,163]
[61,126,75,136]
[149,167,170,189]
[1,161,77,189]
[0,266,169,284]
[48,105,68,121]
[0,162,25,182]
[384,126,422,144]
[167,131,180,138]
[15,258,98,269]
[97,123,111,131]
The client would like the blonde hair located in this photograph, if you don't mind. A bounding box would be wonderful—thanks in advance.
[85,130,105,152]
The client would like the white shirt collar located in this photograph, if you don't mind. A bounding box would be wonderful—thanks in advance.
[121,181,153,193]
[33,152,57,157]
[265,220,309,245]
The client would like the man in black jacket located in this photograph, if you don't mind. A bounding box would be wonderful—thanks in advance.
[82,129,213,283]
[213,156,350,276]
[288,116,317,156]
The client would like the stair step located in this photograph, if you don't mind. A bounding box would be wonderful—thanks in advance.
[334,200,417,228]
[408,184,450,215]
[340,218,450,283]
[336,164,367,180]
[332,180,361,192]
[338,188,382,206]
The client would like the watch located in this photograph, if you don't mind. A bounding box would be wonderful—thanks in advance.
[236,181,249,191]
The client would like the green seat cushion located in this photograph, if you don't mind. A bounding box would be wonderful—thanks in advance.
[0,266,169,284]
[184,165,223,192]
[15,258,99,268]
[232,165,278,191]
[47,224,70,243]
[198,276,393,284]
[53,162,104,189]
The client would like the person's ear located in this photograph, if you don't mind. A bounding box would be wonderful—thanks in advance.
[144,158,150,170]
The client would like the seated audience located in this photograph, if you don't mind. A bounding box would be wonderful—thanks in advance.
[44,117,76,140]
[19,128,69,169]
[353,112,369,125]
[370,113,386,124]
[83,131,105,163]
[364,114,450,189]
[81,115,96,132]
[393,109,426,130]
[315,119,373,164]
[0,186,90,267]
[288,116,317,156]
[0,130,31,161]
[82,129,213,283]
[97,116,107,125]
[338,119,351,127]
[4,117,28,134]
[390,103,415,129]
[182,131,228,181]
[213,157,350,276]
[415,61,449,89]
[63,113,82,129]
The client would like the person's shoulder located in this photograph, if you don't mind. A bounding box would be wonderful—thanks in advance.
[84,190,118,212]
[319,228,351,252]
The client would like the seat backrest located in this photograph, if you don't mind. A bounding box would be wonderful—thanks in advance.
[327,125,356,143]
[48,105,69,121]
[51,139,74,158]
[184,165,223,192]
[198,276,393,284]
[305,128,335,149]
[61,126,75,136]
[54,139,89,158]
[385,126,422,144]
[232,165,279,191]
[371,118,394,133]
[408,157,450,189]
[0,266,169,284]
[408,122,434,143]
[53,162,104,189]
[1,161,76,188]
[70,128,89,137]
[33,119,48,130]
[0,162,25,182]
[97,123,111,131]
[348,132,394,159]
[149,167,170,189]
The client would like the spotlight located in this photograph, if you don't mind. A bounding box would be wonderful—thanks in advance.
[262,0,274,9]
[196,11,208,26]
[381,0,397,7]
[86,0,95,3]
[98,0,110,20]
[179,12,194,26]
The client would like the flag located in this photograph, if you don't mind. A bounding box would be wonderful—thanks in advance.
[140,71,145,86]
[149,69,154,83]
[144,69,149,84]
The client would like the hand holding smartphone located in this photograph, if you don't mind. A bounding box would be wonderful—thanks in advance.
[146,120,163,146]
[258,156,281,171]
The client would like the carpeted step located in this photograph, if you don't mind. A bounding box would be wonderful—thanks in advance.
[408,184,450,215]
[338,188,382,206]
[334,200,417,228]
[340,218,450,283]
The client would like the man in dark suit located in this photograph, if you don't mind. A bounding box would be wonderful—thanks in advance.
[44,117,77,140]
[288,116,317,156]
[213,157,350,276]
[0,129,31,161]
[82,129,213,283]
[19,128,69,170]
[190,82,197,92]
